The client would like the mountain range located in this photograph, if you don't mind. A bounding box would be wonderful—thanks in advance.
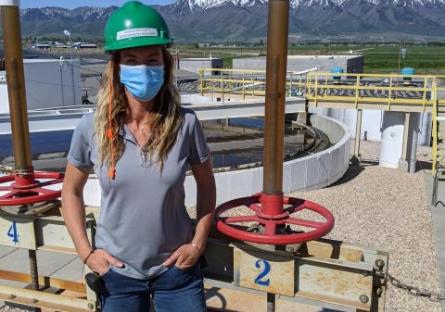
[19,0,445,42]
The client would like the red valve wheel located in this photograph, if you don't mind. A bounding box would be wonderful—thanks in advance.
[215,193,334,245]
[0,171,64,206]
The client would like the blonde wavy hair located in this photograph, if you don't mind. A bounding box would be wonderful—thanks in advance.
[94,48,182,176]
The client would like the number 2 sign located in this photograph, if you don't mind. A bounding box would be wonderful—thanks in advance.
[234,248,295,296]
[254,259,271,286]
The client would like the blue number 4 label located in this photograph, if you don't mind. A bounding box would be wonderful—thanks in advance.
[7,221,19,243]
[254,259,271,286]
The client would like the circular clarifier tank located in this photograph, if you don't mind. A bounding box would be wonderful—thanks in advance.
[201,117,330,172]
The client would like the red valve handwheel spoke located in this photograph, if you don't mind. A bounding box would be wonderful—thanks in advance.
[222,215,258,224]
[264,221,277,235]
[286,202,307,214]
[0,190,19,199]
[249,203,262,213]
[285,217,326,229]
[0,172,64,206]
[37,178,64,188]
[33,187,59,195]
[0,176,15,183]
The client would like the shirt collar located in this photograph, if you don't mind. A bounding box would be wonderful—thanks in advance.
[119,123,137,145]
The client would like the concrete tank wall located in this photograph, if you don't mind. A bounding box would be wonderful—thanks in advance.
[81,115,350,207]
[310,107,432,146]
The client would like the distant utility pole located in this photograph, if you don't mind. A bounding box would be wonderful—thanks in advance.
[398,41,402,71]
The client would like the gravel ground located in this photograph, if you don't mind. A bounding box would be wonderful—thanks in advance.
[287,140,441,312]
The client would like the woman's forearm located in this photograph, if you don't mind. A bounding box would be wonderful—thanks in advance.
[61,192,93,261]
[191,185,216,253]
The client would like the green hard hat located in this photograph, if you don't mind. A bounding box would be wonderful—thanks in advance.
[104,1,172,52]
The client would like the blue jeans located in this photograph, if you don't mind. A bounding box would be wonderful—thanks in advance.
[99,263,207,312]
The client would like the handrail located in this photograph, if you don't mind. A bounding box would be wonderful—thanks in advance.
[199,69,443,108]
[198,68,445,176]
[432,78,438,175]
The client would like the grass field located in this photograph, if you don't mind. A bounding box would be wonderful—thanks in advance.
[175,44,445,75]
[47,43,445,75]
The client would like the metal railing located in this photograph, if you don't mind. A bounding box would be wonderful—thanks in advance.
[305,72,440,110]
[199,69,445,109]
[198,68,307,100]
[198,68,445,176]
[432,80,438,174]
[432,76,445,175]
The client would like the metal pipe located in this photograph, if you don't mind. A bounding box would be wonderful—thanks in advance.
[263,0,289,195]
[408,113,419,173]
[354,109,363,160]
[28,250,40,290]
[1,3,34,175]
[266,292,275,312]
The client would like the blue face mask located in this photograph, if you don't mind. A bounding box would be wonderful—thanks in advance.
[119,64,165,102]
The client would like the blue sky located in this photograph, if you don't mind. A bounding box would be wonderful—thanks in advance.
[21,0,175,9]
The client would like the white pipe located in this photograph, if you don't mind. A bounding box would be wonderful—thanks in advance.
[0,0,19,6]
[290,67,318,75]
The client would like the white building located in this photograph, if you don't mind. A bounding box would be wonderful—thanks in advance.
[233,55,364,74]
[0,59,81,114]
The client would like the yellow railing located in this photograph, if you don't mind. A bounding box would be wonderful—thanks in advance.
[198,68,445,176]
[432,80,438,174]
[198,68,307,99]
[305,72,439,110]
[199,69,443,110]
[432,76,445,175]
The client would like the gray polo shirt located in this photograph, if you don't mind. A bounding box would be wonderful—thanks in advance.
[67,107,210,280]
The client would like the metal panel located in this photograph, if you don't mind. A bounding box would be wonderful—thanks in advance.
[36,215,94,250]
[233,247,295,296]
[201,239,388,311]
[0,213,36,249]
[297,259,372,310]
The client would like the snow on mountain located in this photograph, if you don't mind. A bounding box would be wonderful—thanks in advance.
[18,0,445,41]
[182,0,445,9]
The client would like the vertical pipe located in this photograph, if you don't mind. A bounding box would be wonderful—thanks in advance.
[432,80,438,174]
[401,112,410,163]
[354,109,363,159]
[266,292,275,312]
[2,0,41,295]
[1,3,34,175]
[408,113,419,173]
[263,0,289,195]
[60,60,65,107]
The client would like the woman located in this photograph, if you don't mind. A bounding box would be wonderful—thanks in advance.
[61,2,216,311]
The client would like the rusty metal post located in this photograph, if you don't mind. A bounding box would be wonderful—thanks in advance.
[1,2,34,178]
[1,0,40,294]
[266,292,275,312]
[263,0,289,197]
[28,250,40,290]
